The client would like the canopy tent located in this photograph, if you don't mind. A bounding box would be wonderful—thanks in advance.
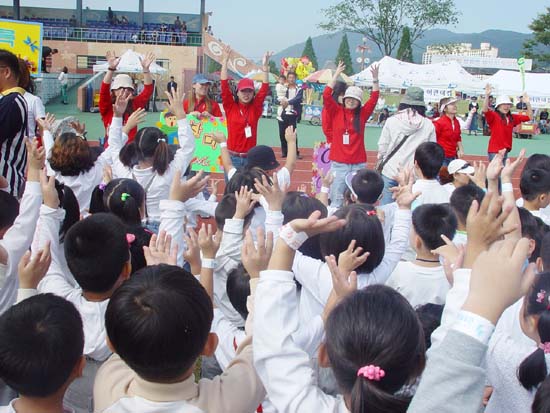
[93,49,167,74]
[486,70,550,108]
[243,70,278,84]
[351,56,485,100]
[304,69,353,85]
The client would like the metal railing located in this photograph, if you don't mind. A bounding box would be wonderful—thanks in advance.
[42,26,202,46]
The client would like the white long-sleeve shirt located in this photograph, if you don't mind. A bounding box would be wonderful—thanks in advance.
[23,92,45,138]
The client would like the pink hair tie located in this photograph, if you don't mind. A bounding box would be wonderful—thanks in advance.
[126,233,136,245]
[366,210,377,216]
[539,342,550,354]
[357,365,385,381]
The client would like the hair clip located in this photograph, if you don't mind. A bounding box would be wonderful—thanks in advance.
[157,138,166,143]
[357,365,385,381]
[126,233,136,245]
[99,183,107,191]
[366,210,377,216]
[121,192,130,202]
[537,289,547,304]
[540,342,550,354]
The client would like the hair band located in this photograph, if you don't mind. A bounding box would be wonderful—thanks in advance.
[121,192,130,202]
[540,342,550,354]
[357,365,385,381]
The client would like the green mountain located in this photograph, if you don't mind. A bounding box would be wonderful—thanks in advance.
[274,29,532,72]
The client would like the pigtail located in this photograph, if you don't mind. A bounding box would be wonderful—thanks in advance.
[518,309,550,390]
[532,373,550,413]
[120,193,143,226]
[126,224,152,274]
[152,138,170,175]
[103,179,145,227]
[351,376,410,413]
[119,141,140,168]
[55,181,80,242]
[89,184,109,215]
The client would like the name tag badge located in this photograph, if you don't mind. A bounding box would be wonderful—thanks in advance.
[245,125,252,138]
[343,132,350,145]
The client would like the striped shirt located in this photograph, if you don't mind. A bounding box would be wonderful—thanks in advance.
[0,90,28,197]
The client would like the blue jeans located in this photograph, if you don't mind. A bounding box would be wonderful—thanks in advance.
[488,152,508,164]
[329,161,366,208]
[231,155,248,169]
[380,175,398,206]
[443,157,456,167]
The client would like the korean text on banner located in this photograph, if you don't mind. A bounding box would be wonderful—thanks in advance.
[0,19,42,74]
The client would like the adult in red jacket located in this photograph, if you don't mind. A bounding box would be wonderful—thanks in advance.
[183,73,222,117]
[99,50,154,144]
[220,46,271,168]
[324,61,380,207]
[321,80,347,142]
[482,84,532,162]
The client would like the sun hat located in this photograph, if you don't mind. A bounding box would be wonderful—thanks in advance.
[192,73,211,84]
[344,171,358,198]
[495,95,512,108]
[400,87,425,107]
[237,78,255,92]
[439,97,459,113]
[448,159,475,175]
[343,86,363,103]
[247,145,279,170]
[110,74,134,91]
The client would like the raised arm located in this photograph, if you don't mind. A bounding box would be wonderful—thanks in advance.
[140,52,155,86]
[482,84,491,114]
[522,92,533,120]
[221,45,231,81]
[102,50,120,85]
[283,126,297,174]
[261,51,273,84]
[211,131,234,174]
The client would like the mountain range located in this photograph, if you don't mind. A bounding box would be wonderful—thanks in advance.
[273,29,532,72]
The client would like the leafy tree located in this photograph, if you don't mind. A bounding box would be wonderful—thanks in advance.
[268,61,279,76]
[319,0,460,56]
[523,7,550,71]
[335,34,354,75]
[396,26,413,62]
[207,57,221,74]
[301,36,319,70]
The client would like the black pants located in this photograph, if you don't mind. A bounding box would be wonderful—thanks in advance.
[278,112,299,157]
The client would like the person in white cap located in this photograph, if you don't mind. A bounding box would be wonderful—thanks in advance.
[99,50,156,144]
[442,159,476,195]
[482,84,532,162]
[323,61,380,208]
[433,97,476,166]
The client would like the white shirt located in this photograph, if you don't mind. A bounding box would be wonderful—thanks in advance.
[102,397,203,413]
[443,182,456,196]
[58,71,68,86]
[386,261,450,307]
[452,230,468,246]
[411,179,451,208]
[0,400,74,413]
[23,92,46,138]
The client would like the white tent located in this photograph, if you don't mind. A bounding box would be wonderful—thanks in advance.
[486,70,550,108]
[351,56,485,101]
[93,49,166,74]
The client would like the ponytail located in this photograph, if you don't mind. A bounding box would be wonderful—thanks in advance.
[351,376,410,413]
[89,184,109,215]
[119,141,139,168]
[152,139,170,175]
[103,179,145,226]
[126,127,172,176]
[532,373,550,413]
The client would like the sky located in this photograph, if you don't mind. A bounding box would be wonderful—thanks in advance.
[1,0,548,58]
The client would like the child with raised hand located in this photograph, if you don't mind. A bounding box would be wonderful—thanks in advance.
[109,86,196,231]
[254,211,426,413]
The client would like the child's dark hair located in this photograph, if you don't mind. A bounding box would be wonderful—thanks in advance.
[415,303,444,350]
[224,167,271,195]
[0,293,83,397]
[102,178,145,226]
[412,204,457,251]
[55,181,80,242]
[64,213,129,293]
[105,264,213,382]
[450,184,485,226]
[283,191,328,260]
[0,191,19,231]
[518,207,547,263]
[215,193,255,230]
[414,142,445,179]
[320,204,384,273]
[350,169,384,204]
[49,133,95,176]
[326,285,426,413]
[119,127,173,175]
[532,374,550,413]
[520,168,550,202]
[524,154,550,172]
[518,272,550,390]
[227,263,250,320]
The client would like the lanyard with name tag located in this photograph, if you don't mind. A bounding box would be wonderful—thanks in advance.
[343,131,350,145]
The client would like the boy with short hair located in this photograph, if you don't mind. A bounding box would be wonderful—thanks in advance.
[449,184,485,245]
[412,142,450,206]
[386,203,457,307]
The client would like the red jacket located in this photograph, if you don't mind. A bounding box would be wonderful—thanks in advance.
[221,79,269,153]
[99,81,153,143]
[433,115,462,158]
[183,97,222,117]
[485,110,530,153]
[322,86,379,164]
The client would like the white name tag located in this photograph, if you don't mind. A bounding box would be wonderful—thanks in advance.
[343,132,350,145]
[245,126,252,138]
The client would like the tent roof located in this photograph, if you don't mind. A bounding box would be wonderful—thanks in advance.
[93,49,166,74]
[486,70,550,99]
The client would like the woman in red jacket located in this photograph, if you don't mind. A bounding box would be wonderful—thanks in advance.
[183,73,222,117]
[324,61,380,207]
[99,50,155,144]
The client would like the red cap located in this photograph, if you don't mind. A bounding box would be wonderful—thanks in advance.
[237,78,255,91]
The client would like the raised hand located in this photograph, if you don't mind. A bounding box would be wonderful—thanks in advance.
[18,243,51,289]
[222,45,232,63]
[106,50,120,70]
[391,170,420,209]
[285,125,297,144]
[69,119,86,136]
[39,169,59,209]
[501,149,525,183]
[337,239,370,274]
[140,52,156,72]
[486,150,505,182]
[113,89,132,117]
[262,51,273,68]
[242,228,273,278]
[143,230,178,266]
[255,173,286,212]
[25,138,45,173]
[321,171,334,188]
[326,254,357,300]
[123,108,147,135]
[164,86,185,120]
[289,210,346,237]
[37,113,56,132]
[234,185,257,219]
[198,223,221,259]
[335,61,345,76]
[183,229,201,274]
[169,170,209,203]
[485,84,492,96]
[469,161,487,189]
[211,131,227,143]
[370,63,379,80]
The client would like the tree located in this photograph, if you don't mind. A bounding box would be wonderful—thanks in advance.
[523,7,550,72]
[301,36,319,70]
[396,26,413,62]
[318,0,460,56]
[335,34,354,75]
[268,61,279,76]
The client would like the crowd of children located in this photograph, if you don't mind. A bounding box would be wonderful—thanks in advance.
[2,45,550,413]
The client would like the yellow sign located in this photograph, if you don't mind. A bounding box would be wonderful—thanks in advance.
[0,19,42,74]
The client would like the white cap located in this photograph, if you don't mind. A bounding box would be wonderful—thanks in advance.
[110,74,134,91]
[343,86,363,103]
[495,95,512,108]
[440,97,459,113]
[448,159,475,175]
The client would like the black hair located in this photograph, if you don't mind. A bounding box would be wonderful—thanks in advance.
[226,263,250,320]
[398,103,426,117]
[541,232,550,272]
[533,374,550,413]
[215,193,254,231]
[54,181,80,242]
[287,71,297,79]
[119,127,173,175]
[415,303,444,350]
[0,49,21,81]
[0,293,83,397]
[326,285,426,413]
[282,191,328,260]
[450,184,485,226]
[225,167,271,195]
[350,169,384,204]
[524,154,550,172]
[320,204,384,273]
[518,273,550,390]
[0,191,19,231]
[64,213,129,293]
[332,81,347,102]
[414,142,445,179]
[518,207,548,263]
[105,264,213,382]
[412,204,457,251]
[520,168,550,202]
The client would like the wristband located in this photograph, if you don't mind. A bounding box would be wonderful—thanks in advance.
[142,70,150,74]
[453,310,495,345]
[372,80,380,83]
[220,142,227,148]
[279,224,309,250]
[501,182,514,193]
[321,186,330,194]
[108,67,116,71]
[201,258,217,269]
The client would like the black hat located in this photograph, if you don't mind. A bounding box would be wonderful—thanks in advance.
[247,145,280,170]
